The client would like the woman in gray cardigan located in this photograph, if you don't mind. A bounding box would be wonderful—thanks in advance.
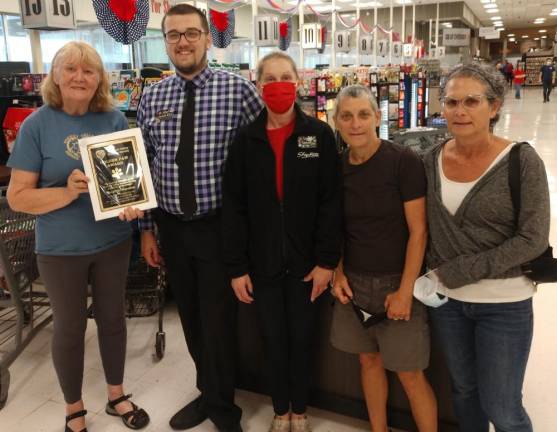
[424,63,550,432]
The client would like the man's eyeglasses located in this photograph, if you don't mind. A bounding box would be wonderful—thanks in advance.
[164,29,207,44]
[441,94,489,111]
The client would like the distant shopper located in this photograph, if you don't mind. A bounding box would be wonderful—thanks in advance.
[6,41,149,432]
[540,59,555,102]
[330,84,436,432]
[505,61,514,87]
[513,65,526,99]
[425,62,549,432]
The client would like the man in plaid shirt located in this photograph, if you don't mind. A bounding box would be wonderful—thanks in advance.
[137,4,263,432]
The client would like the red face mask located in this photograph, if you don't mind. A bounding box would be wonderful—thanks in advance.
[262,81,297,114]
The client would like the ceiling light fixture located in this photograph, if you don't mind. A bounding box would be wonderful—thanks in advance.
[539,29,547,33]
[490,16,502,20]
[484,4,498,9]
[541,35,547,39]
[509,37,515,42]
[521,35,529,38]
[487,9,499,13]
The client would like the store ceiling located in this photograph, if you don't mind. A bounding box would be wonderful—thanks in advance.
[464,0,557,29]
[283,0,557,30]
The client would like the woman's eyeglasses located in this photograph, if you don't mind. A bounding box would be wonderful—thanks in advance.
[442,94,489,110]
[164,29,207,44]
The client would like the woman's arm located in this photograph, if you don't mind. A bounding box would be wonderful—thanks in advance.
[7,168,85,215]
[385,197,427,320]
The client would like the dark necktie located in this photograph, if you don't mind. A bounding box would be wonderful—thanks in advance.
[175,81,197,218]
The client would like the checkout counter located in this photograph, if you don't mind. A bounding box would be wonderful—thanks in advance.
[236,293,458,432]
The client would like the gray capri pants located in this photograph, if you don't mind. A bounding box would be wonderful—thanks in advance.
[37,238,131,404]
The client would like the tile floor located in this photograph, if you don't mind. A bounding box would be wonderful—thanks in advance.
[1,86,557,432]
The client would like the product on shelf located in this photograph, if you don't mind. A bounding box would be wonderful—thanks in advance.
[524,55,553,86]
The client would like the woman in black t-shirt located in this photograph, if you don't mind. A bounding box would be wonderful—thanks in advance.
[330,85,437,432]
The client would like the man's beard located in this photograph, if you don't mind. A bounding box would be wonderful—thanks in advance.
[173,52,207,76]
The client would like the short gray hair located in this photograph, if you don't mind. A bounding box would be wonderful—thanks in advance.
[334,84,379,118]
[440,62,506,128]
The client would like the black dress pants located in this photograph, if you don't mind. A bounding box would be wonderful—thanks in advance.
[253,274,317,416]
[155,211,240,429]
[543,81,552,101]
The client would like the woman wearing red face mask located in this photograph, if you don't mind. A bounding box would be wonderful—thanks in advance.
[222,52,342,432]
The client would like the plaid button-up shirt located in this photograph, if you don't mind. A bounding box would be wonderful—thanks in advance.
[137,67,264,230]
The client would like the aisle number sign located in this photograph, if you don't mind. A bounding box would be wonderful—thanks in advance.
[378,40,389,57]
[255,15,279,47]
[360,35,373,55]
[302,23,322,49]
[336,31,352,53]
[392,42,402,58]
[19,0,76,30]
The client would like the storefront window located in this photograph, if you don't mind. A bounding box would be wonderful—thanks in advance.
[40,24,132,72]
[136,29,168,67]
[0,17,6,61]
[3,15,32,65]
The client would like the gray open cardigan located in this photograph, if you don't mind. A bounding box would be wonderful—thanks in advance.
[423,142,550,289]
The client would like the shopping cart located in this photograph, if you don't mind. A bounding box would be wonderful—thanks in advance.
[0,187,52,410]
[124,255,166,360]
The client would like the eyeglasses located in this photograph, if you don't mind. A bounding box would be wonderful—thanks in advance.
[442,94,490,111]
[164,28,207,44]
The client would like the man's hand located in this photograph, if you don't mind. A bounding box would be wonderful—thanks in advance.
[304,266,334,302]
[118,207,145,221]
[332,270,353,304]
[141,231,163,268]
[384,290,413,321]
[231,274,254,304]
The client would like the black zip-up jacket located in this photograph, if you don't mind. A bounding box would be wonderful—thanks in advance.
[222,105,343,280]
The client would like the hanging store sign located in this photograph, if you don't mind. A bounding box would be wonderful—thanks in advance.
[254,15,279,47]
[479,26,501,40]
[359,35,373,55]
[19,0,76,30]
[378,39,389,57]
[392,41,402,58]
[403,43,413,57]
[302,23,323,49]
[336,31,352,53]
[442,28,470,47]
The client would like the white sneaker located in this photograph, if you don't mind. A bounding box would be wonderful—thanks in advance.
[269,416,290,432]
[291,416,312,432]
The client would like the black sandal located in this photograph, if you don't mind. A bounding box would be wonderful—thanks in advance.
[106,394,150,430]
[65,409,87,432]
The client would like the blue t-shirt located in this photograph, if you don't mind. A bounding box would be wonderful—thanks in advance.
[7,105,132,255]
[540,65,555,83]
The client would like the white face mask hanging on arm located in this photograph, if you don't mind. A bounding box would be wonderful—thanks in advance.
[413,269,448,308]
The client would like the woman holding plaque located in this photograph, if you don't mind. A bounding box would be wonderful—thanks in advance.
[6,42,149,432]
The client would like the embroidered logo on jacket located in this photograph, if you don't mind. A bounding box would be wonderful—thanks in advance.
[297,136,317,149]
[297,151,319,159]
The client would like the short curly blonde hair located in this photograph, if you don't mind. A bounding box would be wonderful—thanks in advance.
[41,41,113,112]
